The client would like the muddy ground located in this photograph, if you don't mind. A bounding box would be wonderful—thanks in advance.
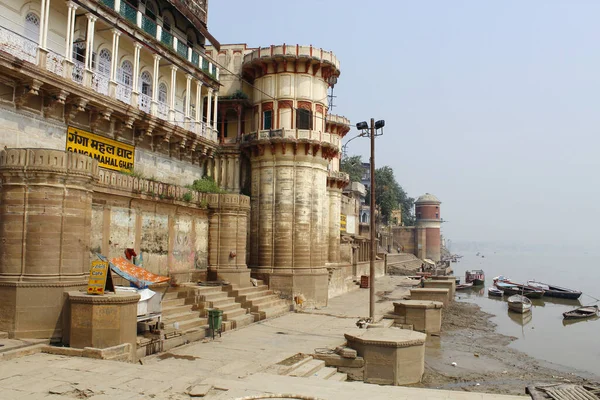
[416,301,600,395]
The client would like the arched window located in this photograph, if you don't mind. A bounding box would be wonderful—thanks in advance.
[163,15,172,32]
[96,49,111,77]
[186,31,196,48]
[158,82,167,104]
[145,1,157,20]
[24,12,40,42]
[140,71,152,96]
[119,60,133,87]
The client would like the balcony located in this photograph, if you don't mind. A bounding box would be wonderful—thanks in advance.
[244,129,341,149]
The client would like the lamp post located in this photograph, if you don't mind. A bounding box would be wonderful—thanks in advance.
[355,118,385,321]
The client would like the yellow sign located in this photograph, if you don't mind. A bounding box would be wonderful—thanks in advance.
[66,126,135,171]
[87,260,110,295]
[340,214,347,232]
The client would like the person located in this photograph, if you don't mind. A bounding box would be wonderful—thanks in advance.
[420,263,425,272]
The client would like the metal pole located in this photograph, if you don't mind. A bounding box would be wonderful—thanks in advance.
[369,117,376,321]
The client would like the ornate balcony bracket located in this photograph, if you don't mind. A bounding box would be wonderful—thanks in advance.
[43,89,70,118]
[64,97,89,124]
[15,79,43,108]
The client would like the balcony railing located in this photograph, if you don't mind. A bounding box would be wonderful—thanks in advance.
[119,1,137,25]
[92,71,110,96]
[245,129,341,148]
[46,50,64,77]
[176,41,187,58]
[72,60,85,84]
[0,26,37,64]
[116,82,132,104]
[138,93,151,113]
[160,30,173,49]
[173,109,186,129]
[101,0,115,8]
[141,15,157,38]
[157,101,169,120]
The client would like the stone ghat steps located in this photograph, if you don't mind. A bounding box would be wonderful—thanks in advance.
[283,356,347,382]
[222,283,291,322]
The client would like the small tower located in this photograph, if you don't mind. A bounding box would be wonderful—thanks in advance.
[415,193,442,262]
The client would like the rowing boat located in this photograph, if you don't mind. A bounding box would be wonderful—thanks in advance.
[526,280,582,300]
[507,294,532,314]
[562,305,599,320]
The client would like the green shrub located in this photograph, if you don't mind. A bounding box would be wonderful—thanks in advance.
[120,168,145,179]
[186,176,224,194]
[182,192,193,202]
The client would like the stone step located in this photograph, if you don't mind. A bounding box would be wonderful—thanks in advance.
[253,303,291,321]
[308,366,338,380]
[222,314,254,332]
[177,318,208,332]
[229,284,269,296]
[209,298,237,308]
[161,298,186,308]
[248,294,284,307]
[250,298,288,312]
[195,286,224,295]
[223,308,247,320]
[327,372,348,382]
[162,311,200,324]
[239,289,274,301]
[218,302,243,312]
[202,292,229,302]
[162,304,193,317]
[288,359,326,377]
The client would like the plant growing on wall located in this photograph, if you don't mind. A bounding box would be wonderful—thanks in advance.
[186,176,224,194]
[182,192,193,202]
[120,168,145,179]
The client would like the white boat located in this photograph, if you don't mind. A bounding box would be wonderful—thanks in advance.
[507,294,532,314]
[488,287,503,297]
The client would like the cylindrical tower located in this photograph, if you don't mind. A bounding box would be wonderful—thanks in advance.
[241,45,341,306]
[0,148,97,339]
[415,193,442,262]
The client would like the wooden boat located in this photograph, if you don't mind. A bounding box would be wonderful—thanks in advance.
[456,282,474,290]
[507,294,532,313]
[488,287,503,297]
[526,280,582,300]
[562,305,599,320]
[494,279,544,299]
[465,270,485,286]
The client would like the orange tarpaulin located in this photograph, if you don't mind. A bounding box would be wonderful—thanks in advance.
[97,254,170,288]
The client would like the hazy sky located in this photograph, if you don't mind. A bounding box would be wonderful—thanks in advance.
[209,1,600,249]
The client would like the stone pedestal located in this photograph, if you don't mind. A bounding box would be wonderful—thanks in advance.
[68,291,139,361]
[424,279,455,299]
[345,328,426,385]
[207,193,252,287]
[393,300,443,334]
[0,149,97,339]
[410,288,450,307]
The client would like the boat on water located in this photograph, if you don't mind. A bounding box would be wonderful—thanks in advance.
[507,294,532,313]
[526,280,582,300]
[488,287,503,297]
[494,282,545,298]
[465,270,485,286]
[456,282,474,290]
[562,305,599,320]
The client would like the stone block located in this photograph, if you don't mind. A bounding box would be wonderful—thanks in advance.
[68,292,139,362]
[345,327,426,385]
[410,288,450,307]
[424,279,455,298]
[393,300,443,334]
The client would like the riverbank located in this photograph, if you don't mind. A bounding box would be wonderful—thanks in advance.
[418,300,600,395]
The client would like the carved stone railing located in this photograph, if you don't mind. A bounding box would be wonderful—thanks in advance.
[46,50,65,77]
[245,129,341,148]
[243,44,340,71]
[0,26,37,64]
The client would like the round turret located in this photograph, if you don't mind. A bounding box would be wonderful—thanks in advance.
[415,193,442,262]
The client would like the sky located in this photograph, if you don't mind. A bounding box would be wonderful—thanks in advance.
[208,1,600,250]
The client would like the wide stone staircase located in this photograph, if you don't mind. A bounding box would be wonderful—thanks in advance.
[223,281,291,321]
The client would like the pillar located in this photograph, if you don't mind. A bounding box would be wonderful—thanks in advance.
[185,74,192,120]
[130,43,142,106]
[150,54,160,115]
[108,29,120,97]
[212,91,219,131]
[62,1,77,79]
[169,65,177,121]
[83,14,97,87]
[206,194,251,287]
[0,149,98,339]
[206,89,213,132]
[37,0,50,67]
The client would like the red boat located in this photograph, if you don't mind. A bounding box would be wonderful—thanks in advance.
[465,270,485,285]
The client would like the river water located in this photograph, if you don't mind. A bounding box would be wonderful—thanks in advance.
[451,249,600,377]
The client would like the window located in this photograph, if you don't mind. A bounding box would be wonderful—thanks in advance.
[96,49,111,77]
[158,82,167,104]
[435,213,439,219]
[145,1,157,20]
[140,71,152,96]
[24,12,40,42]
[263,110,272,130]
[72,42,86,64]
[296,108,313,130]
[163,15,172,32]
[186,32,196,48]
[119,60,133,87]
[417,212,421,219]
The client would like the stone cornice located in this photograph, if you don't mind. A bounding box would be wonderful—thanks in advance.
[68,292,140,304]
[344,332,426,348]
[0,281,87,288]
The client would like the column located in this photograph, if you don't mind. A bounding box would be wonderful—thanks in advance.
[206,89,213,134]
[108,29,120,97]
[219,110,225,143]
[131,43,142,106]
[150,54,160,115]
[195,81,203,134]
[237,107,242,139]
[37,0,49,67]
[83,14,97,87]
[62,1,77,78]
[185,74,192,120]
[212,91,219,131]
[169,65,177,121]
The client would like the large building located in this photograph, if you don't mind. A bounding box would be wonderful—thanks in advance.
[0,0,365,340]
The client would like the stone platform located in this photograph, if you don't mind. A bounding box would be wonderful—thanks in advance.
[392,300,443,334]
[410,287,450,307]
[424,279,456,298]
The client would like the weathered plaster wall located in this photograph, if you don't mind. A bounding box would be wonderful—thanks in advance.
[393,227,416,256]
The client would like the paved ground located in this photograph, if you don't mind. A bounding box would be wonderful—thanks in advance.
[0,276,526,399]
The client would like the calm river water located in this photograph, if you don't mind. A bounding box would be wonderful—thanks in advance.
[452,249,600,377]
